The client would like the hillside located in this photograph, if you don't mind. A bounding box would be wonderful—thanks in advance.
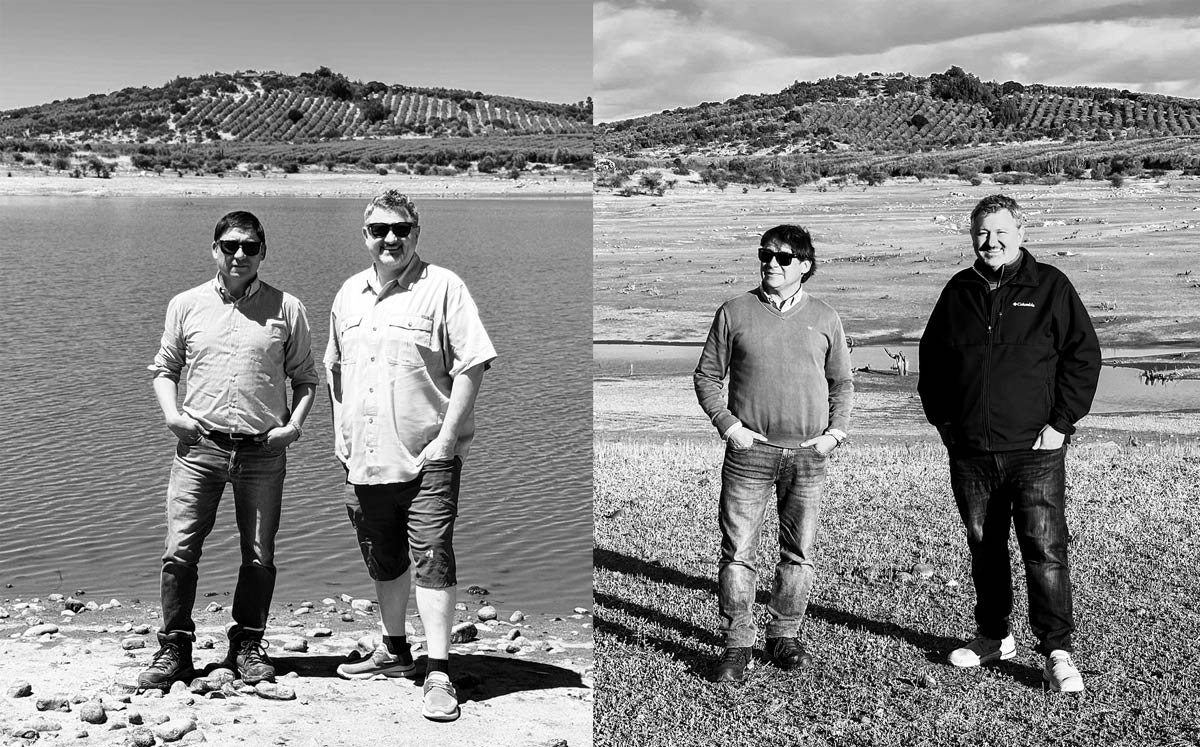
[2,67,591,142]
[596,67,1200,178]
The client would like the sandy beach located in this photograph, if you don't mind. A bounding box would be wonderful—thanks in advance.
[0,593,592,746]
[0,170,592,200]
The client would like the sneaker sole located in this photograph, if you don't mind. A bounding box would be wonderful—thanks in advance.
[1042,673,1085,693]
[337,662,417,680]
[949,649,1016,668]
[422,705,461,722]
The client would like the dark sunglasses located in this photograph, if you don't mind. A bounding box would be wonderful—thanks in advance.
[758,247,800,266]
[366,222,415,239]
[217,240,263,256]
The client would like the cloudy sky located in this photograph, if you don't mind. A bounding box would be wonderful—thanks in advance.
[0,0,591,111]
[595,0,1200,122]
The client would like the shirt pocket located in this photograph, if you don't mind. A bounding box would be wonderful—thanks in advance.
[385,316,434,367]
[338,315,365,364]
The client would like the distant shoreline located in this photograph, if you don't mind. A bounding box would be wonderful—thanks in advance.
[0,170,592,199]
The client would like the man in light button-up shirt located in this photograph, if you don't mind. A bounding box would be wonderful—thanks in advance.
[141,210,318,692]
[326,190,496,722]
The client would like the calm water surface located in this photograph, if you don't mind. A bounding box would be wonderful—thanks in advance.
[0,196,591,612]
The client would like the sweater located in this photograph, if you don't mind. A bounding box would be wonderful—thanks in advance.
[694,288,854,447]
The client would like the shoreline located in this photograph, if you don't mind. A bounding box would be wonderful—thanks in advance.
[0,591,593,745]
[0,170,592,199]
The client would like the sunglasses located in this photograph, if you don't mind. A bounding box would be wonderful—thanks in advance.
[365,222,415,239]
[758,247,800,266]
[217,240,263,256]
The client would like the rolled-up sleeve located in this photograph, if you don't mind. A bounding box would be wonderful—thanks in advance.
[283,299,320,387]
[151,296,187,382]
[443,281,497,377]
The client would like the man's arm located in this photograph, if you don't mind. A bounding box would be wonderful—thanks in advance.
[802,310,854,454]
[1035,278,1102,449]
[419,363,486,462]
[150,297,203,442]
[153,376,204,443]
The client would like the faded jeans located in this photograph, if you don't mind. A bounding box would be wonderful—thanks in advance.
[159,437,285,642]
[718,441,827,648]
[949,447,1074,654]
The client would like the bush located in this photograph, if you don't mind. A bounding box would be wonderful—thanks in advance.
[376,166,388,176]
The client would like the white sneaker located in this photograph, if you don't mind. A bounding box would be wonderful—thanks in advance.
[1043,650,1085,692]
[948,634,1016,667]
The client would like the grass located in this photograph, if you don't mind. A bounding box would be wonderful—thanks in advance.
[593,439,1200,746]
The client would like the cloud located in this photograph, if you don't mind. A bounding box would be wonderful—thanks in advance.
[594,0,1200,121]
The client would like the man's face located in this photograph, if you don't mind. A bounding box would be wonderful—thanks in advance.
[971,209,1024,271]
[211,225,264,284]
[760,239,810,295]
[364,206,421,274]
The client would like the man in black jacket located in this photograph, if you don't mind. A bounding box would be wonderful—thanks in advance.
[918,194,1101,693]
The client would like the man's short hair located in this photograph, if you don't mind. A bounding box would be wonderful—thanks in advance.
[213,210,265,243]
[364,189,419,224]
[760,224,817,283]
[970,194,1024,228]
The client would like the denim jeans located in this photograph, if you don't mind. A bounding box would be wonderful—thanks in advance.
[718,441,827,648]
[159,437,285,641]
[949,447,1074,654]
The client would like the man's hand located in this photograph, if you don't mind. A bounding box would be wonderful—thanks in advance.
[418,435,458,463]
[800,434,839,455]
[261,424,301,451]
[726,425,767,450]
[1032,424,1066,450]
[165,412,204,444]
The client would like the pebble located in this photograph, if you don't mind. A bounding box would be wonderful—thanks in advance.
[283,639,309,653]
[7,680,33,697]
[454,602,469,611]
[477,605,498,621]
[322,598,338,606]
[142,689,164,699]
[912,563,935,580]
[21,718,62,733]
[84,600,99,611]
[506,628,523,641]
[0,607,8,618]
[122,637,147,650]
[573,607,589,615]
[340,612,355,622]
[450,622,479,644]
[287,620,304,628]
[254,682,296,700]
[204,602,224,612]
[350,598,374,612]
[48,593,65,602]
[340,593,354,603]
[169,681,190,696]
[60,609,76,618]
[309,627,333,637]
[154,717,197,742]
[293,607,312,616]
[130,727,157,746]
[127,710,144,725]
[109,598,122,607]
[465,585,489,595]
[196,635,217,649]
[78,701,106,724]
[509,610,525,623]
[36,696,71,712]
[133,624,152,634]
[22,623,59,637]
[919,672,939,689]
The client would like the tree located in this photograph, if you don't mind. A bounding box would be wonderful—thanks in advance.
[287,108,304,124]
[909,113,929,129]
[361,100,389,124]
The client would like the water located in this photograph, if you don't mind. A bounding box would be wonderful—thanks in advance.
[0,196,592,612]
[593,342,1200,414]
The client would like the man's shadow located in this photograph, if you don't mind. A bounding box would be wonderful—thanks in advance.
[593,548,1043,688]
[192,654,585,703]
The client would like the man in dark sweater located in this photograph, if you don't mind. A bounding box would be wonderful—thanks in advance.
[695,224,854,682]
[918,194,1101,693]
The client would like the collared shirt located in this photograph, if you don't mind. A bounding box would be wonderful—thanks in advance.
[764,284,803,312]
[151,275,320,434]
[325,257,497,485]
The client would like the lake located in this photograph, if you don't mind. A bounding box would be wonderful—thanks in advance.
[593,342,1200,414]
[0,195,592,613]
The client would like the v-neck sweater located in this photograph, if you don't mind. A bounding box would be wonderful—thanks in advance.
[695,288,854,447]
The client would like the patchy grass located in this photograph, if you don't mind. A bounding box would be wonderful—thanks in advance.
[594,440,1200,746]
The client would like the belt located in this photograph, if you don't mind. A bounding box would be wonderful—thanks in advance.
[204,430,267,446]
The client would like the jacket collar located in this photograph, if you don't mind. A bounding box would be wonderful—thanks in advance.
[957,248,1040,289]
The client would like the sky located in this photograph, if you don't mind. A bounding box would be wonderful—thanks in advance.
[594,0,1200,122]
[0,0,592,111]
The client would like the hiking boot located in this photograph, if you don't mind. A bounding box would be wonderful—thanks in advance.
[137,639,193,691]
[336,645,417,680]
[766,637,813,670]
[948,634,1016,667]
[422,671,460,722]
[710,646,753,682]
[1043,650,1085,693]
[225,634,275,684]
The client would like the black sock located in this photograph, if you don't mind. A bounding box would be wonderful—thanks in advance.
[426,657,449,677]
[384,635,412,664]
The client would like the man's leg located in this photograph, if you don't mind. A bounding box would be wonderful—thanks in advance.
[408,457,462,721]
[711,441,777,682]
[225,444,286,683]
[764,446,827,667]
[142,440,226,689]
[949,452,1015,642]
[1010,448,1074,654]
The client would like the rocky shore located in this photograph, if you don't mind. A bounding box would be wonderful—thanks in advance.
[0,591,592,746]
